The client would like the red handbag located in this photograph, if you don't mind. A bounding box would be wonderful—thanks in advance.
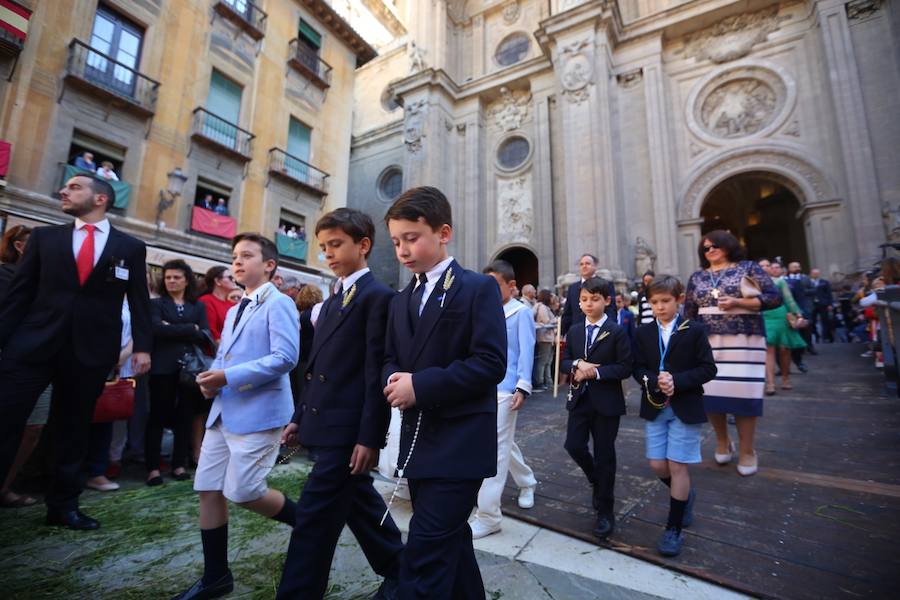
[93,377,136,423]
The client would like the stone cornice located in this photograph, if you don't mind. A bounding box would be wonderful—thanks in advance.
[351,119,403,147]
[297,0,378,65]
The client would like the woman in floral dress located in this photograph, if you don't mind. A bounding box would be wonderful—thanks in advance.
[684,230,781,476]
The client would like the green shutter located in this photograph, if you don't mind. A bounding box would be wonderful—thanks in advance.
[298,19,321,49]
[288,117,311,162]
[207,70,242,124]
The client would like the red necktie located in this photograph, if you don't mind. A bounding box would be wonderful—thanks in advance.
[76,224,96,285]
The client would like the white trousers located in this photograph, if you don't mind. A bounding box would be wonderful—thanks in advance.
[474,391,537,527]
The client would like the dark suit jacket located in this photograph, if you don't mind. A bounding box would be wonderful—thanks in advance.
[560,317,632,416]
[0,262,15,301]
[631,319,717,425]
[293,271,393,449]
[811,278,833,307]
[786,275,814,316]
[150,296,210,375]
[0,223,151,367]
[560,278,617,333]
[617,308,636,341]
[382,260,507,479]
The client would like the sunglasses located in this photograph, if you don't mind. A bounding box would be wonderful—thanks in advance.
[702,244,720,253]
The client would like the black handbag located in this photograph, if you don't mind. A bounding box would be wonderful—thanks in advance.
[178,330,216,387]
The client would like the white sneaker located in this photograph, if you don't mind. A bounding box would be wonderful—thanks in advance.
[86,477,120,492]
[518,486,535,509]
[468,519,501,539]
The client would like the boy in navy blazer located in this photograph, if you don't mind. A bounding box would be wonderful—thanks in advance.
[382,187,507,600]
[173,233,299,600]
[560,277,632,540]
[276,209,404,599]
[632,275,717,557]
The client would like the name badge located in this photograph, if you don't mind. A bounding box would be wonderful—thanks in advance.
[115,266,130,281]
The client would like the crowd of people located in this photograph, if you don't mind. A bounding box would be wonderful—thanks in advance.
[0,171,890,599]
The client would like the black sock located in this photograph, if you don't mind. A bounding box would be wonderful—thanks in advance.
[272,496,297,527]
[667,497,688,532]
[200,524,229,584]
[659,477,671,488]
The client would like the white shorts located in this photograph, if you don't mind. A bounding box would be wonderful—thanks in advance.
[193,421,283,503]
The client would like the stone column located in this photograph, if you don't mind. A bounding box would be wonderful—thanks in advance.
[553,24,621,272]
[533,93,556,288]
[816,0,884,268]
[802,200,846,278]
[461,116,484,266]
[472,14,485,79]
[676,218,704,280]
[642,54,679,275]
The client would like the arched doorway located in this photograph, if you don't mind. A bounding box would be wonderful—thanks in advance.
[700,172,809,266]
[496,246,538,288]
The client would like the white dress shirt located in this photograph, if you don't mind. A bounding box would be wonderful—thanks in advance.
[584,314,607,380]
[412,256,454,317]
[658,317,677,348]
[341,267,371,293]
[72,218,110,266]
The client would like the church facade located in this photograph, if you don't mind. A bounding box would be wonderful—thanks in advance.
[348,0,899,290]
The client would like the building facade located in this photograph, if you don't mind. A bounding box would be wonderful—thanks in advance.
[0,0,375,287]
[348,0,900,290]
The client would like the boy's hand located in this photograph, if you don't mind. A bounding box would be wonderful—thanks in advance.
[658,371,675,396]
[197,369,227,390]
[384,372,416,410]
[511,391,526,411]
[574,361,599,382]
[282,423,301,447]
[349,444,379,475]
[199,384,218,399]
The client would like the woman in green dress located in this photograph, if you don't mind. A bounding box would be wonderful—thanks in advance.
[758,260,806,394]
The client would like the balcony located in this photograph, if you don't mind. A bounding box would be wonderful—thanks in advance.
[276,233,307,264]
[63,39,159,117]
[191,206,237,240]
[214,0,266,41]
[191,108,255,162]
[288,39,332,89]
[0,26,24,59]
[267,148,329,197]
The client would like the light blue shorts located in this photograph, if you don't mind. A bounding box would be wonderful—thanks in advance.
[645,406,703,464]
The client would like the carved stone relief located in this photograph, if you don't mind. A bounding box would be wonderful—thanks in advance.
[502,1,520,25]
[677,6,790,64]
[408,41,427,74]
[404,99,428,153]
[489,87,531,132]
[634,237,657,277]
[617,68,643,89]
[497,177,533,243]
[556,39,594,104]
[847,0,882,21]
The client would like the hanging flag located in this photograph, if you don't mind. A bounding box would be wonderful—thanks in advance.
[191,206,237,239]
[0,0,31,41]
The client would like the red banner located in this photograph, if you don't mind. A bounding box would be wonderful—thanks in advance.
[191,206,236,239]
[0,140,10,178]
[0,0,31,41]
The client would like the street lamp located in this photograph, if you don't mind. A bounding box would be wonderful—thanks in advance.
[156,167,188,229]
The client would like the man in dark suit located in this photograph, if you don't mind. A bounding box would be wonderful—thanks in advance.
[0,174,152,530]
[382,187,507,600]
[560,254,617,333]
[615,292,636,342]
[277,209,403,599]
[786,261,816,365]
[809,268,834,343]
[559,277,632,539]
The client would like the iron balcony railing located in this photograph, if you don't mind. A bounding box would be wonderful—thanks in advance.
[191,107,255,160]
[288,39,332,88]
[214,0,267,40]
[268,147,329,194]
[65,39,159,115]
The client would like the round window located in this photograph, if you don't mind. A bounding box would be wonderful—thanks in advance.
[496,136,531,170]
[495,33,530,67]
[378,167,403,201]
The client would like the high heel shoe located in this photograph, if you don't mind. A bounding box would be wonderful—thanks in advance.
[765,384,776,396]
[781,381,793,390]
[737,452,758,476]
[714,441,735,465]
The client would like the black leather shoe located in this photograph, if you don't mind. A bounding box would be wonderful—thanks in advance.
[592,513,615,539]
[46,509,100,530]
[372,577,399,600]
[797,362,808,373]
[171,571,234,600]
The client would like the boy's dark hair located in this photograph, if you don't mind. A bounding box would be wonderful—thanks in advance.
[580,277,611,298]
[384,186,452,231]
[316,208,376,257]
[646,274,685,300]
[160,259,199,302]
[642,269,655,278]
[232,232,279,279]
[483,259,516,283]
[698,229,745,268]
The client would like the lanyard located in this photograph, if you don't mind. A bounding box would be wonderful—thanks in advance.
[657,316,678,371]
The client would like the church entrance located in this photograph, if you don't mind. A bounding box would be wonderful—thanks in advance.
[700,172,809,267]
[495,246,538,288]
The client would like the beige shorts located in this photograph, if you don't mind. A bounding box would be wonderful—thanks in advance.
[193,421,283,503]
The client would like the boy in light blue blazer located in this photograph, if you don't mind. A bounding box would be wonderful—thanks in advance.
[173,233,300,600]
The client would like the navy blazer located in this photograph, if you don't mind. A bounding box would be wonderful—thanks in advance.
[382,260,507,480]
[811,278,833,307]
[0,223,151,367]
[560,317,632,416]
[560,278,617,333]
[293,272,394,450]
[617,307,636,341]
[631,319,717,425]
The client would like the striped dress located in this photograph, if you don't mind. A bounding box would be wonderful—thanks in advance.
[684,261,782,416]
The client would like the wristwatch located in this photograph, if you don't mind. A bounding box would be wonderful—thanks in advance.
[515,387,530,397]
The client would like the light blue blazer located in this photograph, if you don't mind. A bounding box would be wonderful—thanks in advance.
[206,282,300,434]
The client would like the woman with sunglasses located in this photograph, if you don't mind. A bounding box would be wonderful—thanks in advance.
[683,230,781,476]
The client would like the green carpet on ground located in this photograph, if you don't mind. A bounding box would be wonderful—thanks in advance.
[0,463,350,600]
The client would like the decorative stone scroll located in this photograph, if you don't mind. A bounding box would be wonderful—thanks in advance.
[497,177,533,243]
[677,6,790,64]
[489,86,531,132]
[556,38,594,104]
